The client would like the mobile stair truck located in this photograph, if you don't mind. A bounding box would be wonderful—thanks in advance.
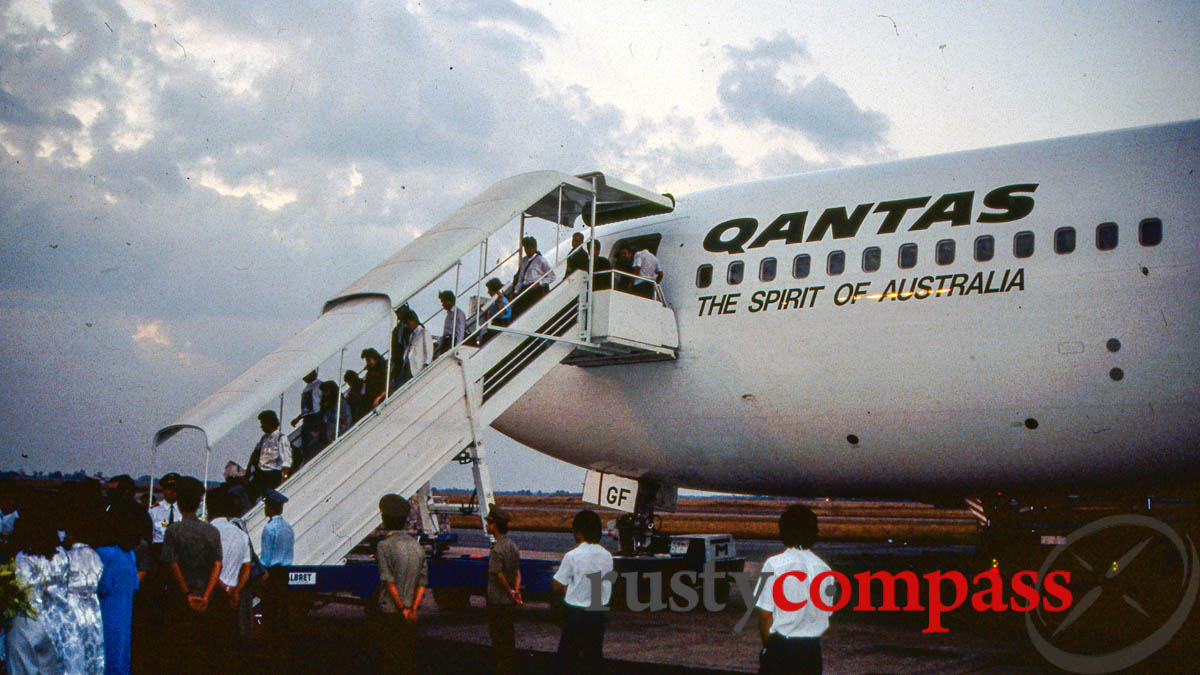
[151,171,740,613]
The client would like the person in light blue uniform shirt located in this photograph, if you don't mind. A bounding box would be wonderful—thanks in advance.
[260,492,294,567]
[259,489,294,666]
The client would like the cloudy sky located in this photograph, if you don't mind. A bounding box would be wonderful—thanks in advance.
[2,0,1198,490]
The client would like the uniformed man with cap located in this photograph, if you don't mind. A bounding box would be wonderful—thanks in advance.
[149,472,183,548]
[375,493,427,671]
[138,471,183,667]
[258,488,294,662]
[486,504,523,674]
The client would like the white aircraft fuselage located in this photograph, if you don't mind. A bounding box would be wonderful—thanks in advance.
[494,120,1200,498]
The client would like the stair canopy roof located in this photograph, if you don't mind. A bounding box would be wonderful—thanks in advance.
[153,170,671,451]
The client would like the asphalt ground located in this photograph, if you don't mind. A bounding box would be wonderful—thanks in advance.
[241,529,1198,674]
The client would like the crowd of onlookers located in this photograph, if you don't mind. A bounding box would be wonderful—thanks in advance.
[0,473,295,674]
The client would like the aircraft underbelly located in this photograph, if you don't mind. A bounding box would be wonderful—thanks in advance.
[493,261,1200,496]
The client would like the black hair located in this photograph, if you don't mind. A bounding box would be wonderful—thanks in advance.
[779,504,818,548]
[438,290,456,304]
[205,487,230,519]
[572,509,602,544]
[522,236,537,250]
[175,476,205,513]
[398,307,419,324]
[485,278,504,293]
[110,474,135,495]
[258,410,279,427]
[11,510,60,558]
[61,480,104,547]
[344,369,361,383]
[361,347,382,362]
[381,512,407,531]
[264,500,283,517]
[100,509,142,552]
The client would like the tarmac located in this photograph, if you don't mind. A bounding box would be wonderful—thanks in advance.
[268,530,1200,673]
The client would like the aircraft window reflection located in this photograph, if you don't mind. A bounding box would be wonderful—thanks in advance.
[1014,231,1035,258]
[1054,227,1076,254]
[1096,222,1118,251]
[792,254,811,279]
[696,264,713,288]
[936,239,955,265]
[760,257,777,282]
[727,260,744,285]
[1139,218,1162,247]
[827,250,845,276]
[974,235,994,262]
[898,243,918,269]
[862,247,881,272]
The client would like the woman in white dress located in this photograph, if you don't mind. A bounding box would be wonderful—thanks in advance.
[6,512,66,675]
[63,523,105,675]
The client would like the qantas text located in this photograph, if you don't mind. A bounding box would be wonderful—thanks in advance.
[703,184,1038,254]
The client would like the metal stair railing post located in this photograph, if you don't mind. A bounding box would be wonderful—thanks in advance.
[455,351,495,532]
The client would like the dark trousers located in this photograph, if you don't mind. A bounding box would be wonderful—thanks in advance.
[250,470,283,500]
[488,604,516,674]
[251,568,293,674]
[759,634,822,675]
[163,592,220,674]
[133,549,168,671]
[553,606,605,674]
[510,284,547,321]
[373,611,416,673]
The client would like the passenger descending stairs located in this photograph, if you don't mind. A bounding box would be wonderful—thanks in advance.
[240,274,673,565]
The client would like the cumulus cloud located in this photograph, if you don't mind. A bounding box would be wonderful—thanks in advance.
[132,320,171,346]
[0,0,635,479]
[717,32,889,156]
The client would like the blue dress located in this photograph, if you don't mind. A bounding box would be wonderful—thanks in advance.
[95,546,138,675]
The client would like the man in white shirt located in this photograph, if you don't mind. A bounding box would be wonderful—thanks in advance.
[207,488,252,645]
[437,290,467,355]
[513,236,555,318]
[552,509,613,674]
[290,370,323,465]
[248,410,293,498]
[402,312,432,377]
[149,472,183,546]
[755,504,834,674]
[631,245,662,299]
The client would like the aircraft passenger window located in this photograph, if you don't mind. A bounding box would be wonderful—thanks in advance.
[974,236,994,262]
[936,239,955,265]
[1014,231,1035,258]
[827,250,845,276]
[1096,222,1118,251]
[1054,227,1076,254]
[1139,219,1162,247]
[898,243,918,269]
[792,254,811,279]
[696,264,713,288]
[862,247,881,272]
[727,261,744,285]
[760,257,777,282]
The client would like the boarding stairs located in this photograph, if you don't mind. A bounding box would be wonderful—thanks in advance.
[167,172,682,566]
